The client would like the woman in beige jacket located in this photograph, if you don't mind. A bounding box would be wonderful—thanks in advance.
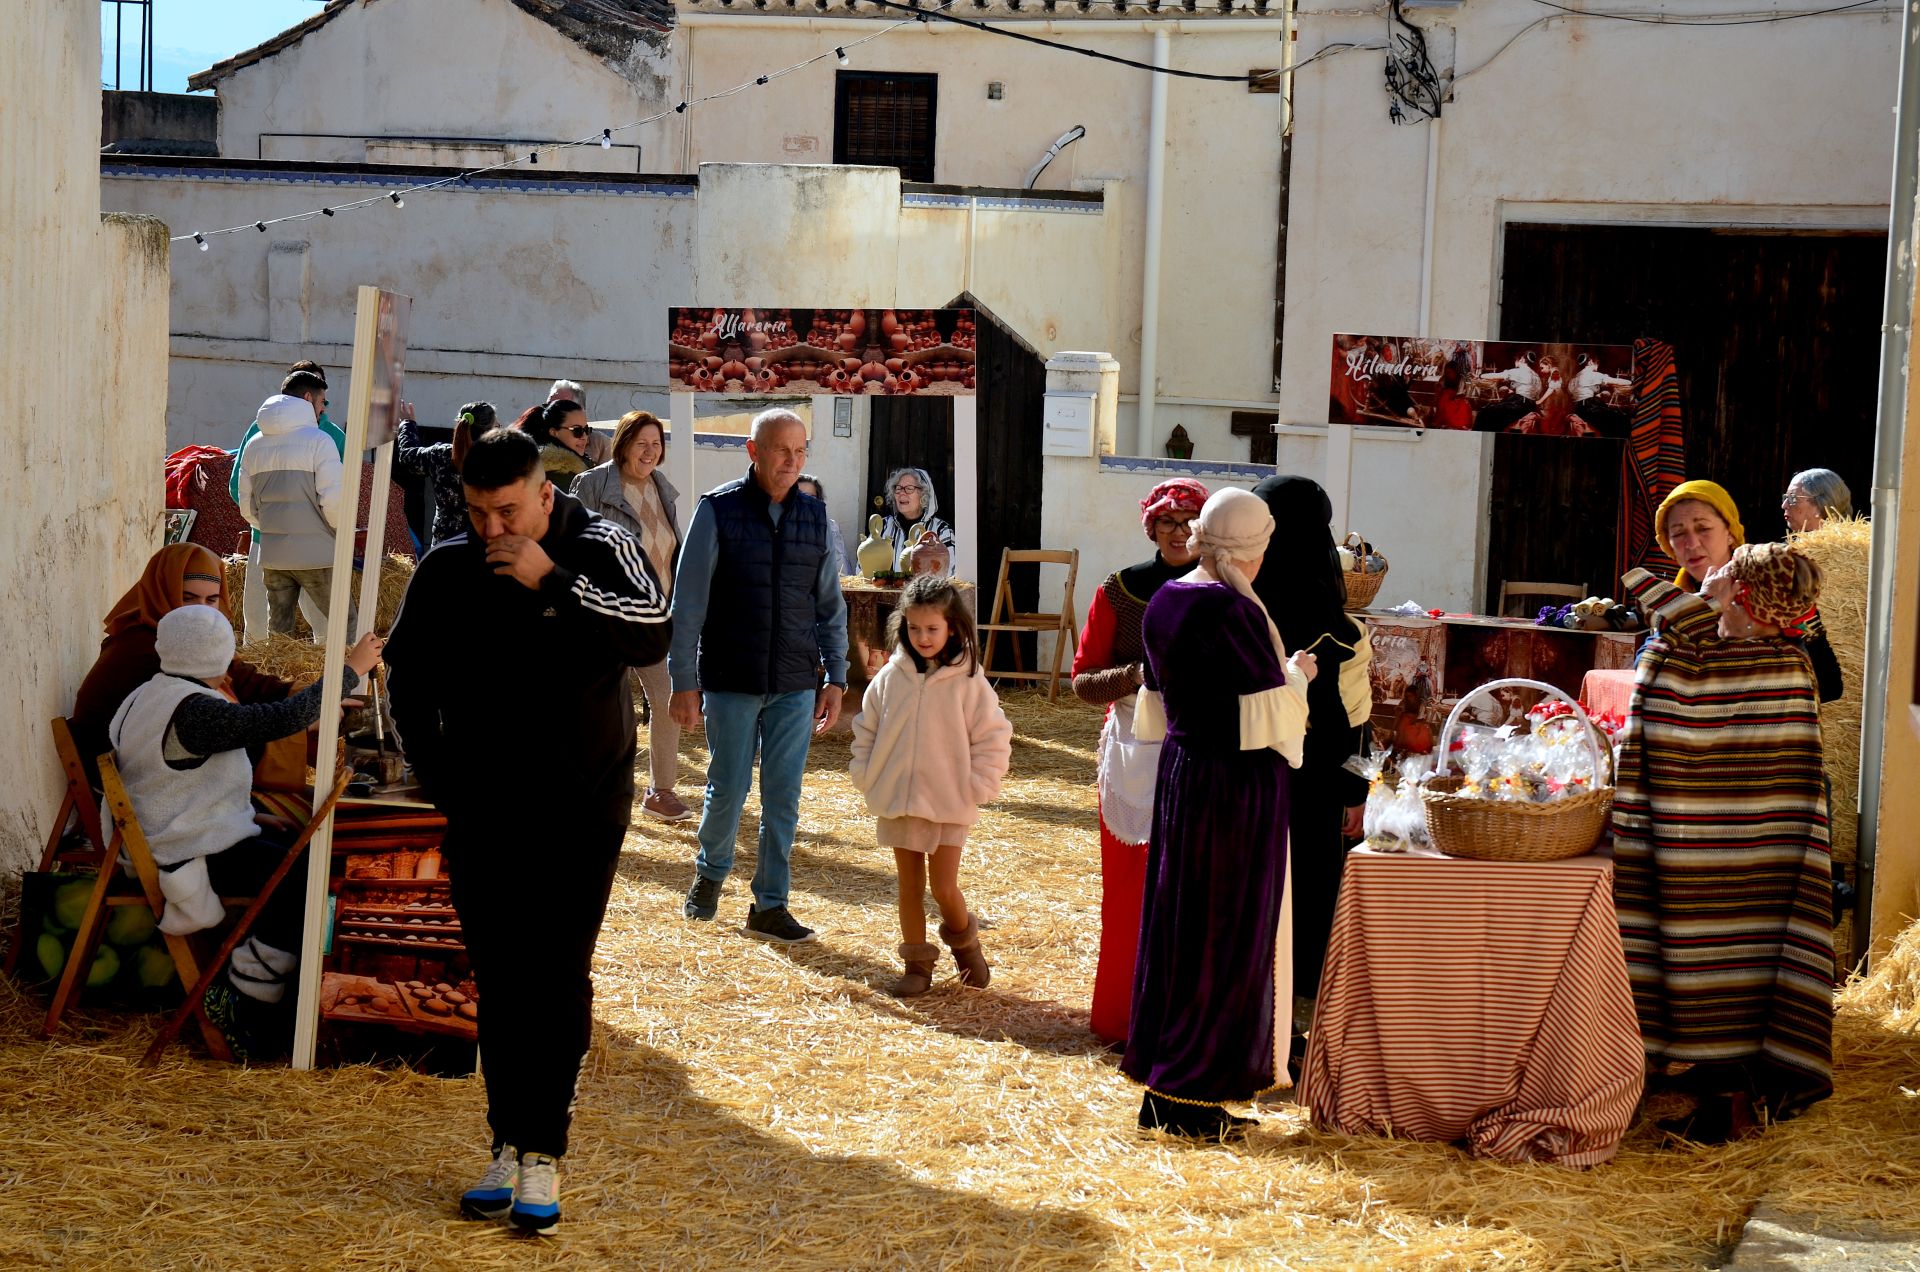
[849,575,1013,996]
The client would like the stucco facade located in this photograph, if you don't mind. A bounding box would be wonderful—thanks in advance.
[4,1,172,873]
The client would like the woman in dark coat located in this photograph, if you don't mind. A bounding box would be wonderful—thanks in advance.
[1250,476,1374,1040]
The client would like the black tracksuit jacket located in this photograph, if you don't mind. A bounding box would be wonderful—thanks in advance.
[384,491,671,828]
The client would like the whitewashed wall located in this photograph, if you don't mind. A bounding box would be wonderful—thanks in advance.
[209,0,673,171]
[101,164,702,451]
[3,1,171,873]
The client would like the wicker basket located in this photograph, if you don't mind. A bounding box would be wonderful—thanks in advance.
[1420,677,1614,862]
[1340,531,1389,611]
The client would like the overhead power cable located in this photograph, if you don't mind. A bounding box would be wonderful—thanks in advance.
[861,0,1263,80]
[1522,0,1890,24]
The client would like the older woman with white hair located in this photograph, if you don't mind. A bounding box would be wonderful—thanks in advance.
[876,466,956,573]
[1122,486,1318,1140]
[1782,468,1853,534]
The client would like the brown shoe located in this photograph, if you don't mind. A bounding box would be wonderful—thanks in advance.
[890,943,941,997]
[642,788,693,822]
[937,913,991,988]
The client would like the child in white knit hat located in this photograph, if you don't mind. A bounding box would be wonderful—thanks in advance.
[106,604,382,1058]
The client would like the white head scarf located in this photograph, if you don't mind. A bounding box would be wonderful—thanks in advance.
[1188,486,1289,670]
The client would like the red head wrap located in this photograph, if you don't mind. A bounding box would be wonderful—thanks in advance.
[1139,478,1209,537]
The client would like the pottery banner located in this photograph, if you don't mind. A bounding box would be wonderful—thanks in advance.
[668,307,977,396]
[1329,334,1635,437]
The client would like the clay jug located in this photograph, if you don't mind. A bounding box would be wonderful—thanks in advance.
[907,530,951,577]
[856,514,896,577]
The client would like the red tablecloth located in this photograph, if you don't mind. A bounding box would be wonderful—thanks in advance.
[1295,846,1644,1167]
[1580,668,1638,722]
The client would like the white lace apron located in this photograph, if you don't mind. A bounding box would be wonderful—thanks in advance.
[1097,695,1161,847]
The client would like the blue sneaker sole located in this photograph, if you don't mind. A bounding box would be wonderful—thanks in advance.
[459,1193,514,1221]
[509,1207,561,1234]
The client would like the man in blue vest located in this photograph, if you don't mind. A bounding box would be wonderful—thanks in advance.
[669,408,849,943]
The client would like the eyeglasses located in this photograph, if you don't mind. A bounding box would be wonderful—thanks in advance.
[892,484,923,495]
[1151,516,1196,534]
[559,425,590,439]
[1780,494,1811,509]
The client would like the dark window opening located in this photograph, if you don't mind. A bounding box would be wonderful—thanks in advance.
[834,71,937,183]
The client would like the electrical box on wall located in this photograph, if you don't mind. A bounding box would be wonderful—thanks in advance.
[1042,390,1097,457]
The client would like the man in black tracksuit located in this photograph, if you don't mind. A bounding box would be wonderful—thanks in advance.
[383,428,668,1234]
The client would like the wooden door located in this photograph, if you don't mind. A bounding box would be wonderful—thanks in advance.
[869,297,1047,657]
[1491,223,1885,611]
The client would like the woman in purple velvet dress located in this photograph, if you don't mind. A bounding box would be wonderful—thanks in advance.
[1123,487,1318,1139]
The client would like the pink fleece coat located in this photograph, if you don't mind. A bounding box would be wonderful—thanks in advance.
[849,648,1012,825]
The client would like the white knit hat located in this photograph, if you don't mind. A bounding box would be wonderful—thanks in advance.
[1188,487,1289,668]
[154,605,236,679]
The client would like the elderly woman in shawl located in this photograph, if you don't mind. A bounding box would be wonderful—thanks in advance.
[876,466,956,573]
[1614,540,1834,1143]
[1124,487,1317,1139]
[1249,476,1374,1046]
[70,544,294,785]
[1070,476,1208,1045]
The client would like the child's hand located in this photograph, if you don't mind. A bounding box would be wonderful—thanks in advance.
[345,632,385,676]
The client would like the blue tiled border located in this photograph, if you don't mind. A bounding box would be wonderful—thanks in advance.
[101,164,696,198]
[1097,455,1279,482]
[903,192,1102,216]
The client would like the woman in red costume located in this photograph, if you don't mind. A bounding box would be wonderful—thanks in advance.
[1071,477,1207,1045]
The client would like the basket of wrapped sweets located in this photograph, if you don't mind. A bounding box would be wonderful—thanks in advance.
[1419,678,1614,862]
[1339,531,1389,611]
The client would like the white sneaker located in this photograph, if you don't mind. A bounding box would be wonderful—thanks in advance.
[510,1152,561,1234]
[458,1143,517,1220]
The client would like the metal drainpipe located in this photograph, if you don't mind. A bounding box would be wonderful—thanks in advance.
[1854,0,1920,962]
[1137,28,1170,458]
[681,25,696,172]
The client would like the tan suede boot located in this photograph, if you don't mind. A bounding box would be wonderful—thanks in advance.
[890,943,941,997]
[938,914,991,988]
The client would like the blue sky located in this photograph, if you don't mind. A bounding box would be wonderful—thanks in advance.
[102,0,326,92]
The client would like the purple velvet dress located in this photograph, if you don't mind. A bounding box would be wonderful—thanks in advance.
[1121,580,1293,1104]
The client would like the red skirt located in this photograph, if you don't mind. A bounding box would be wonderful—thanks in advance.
[1091,799,1150,1045]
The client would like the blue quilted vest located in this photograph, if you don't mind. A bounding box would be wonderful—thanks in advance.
[698,468,831,695]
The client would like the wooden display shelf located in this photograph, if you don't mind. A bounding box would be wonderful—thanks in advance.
[335,933,467,955]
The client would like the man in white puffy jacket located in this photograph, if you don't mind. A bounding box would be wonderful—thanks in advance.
[236,386,349,636]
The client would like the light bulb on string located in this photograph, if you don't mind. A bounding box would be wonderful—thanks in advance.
[322,207,334,216]
[389,191,405,207]
[836,47,849,65]
[193,232,208,251]
[756,75,769,85]
[602,129,613,149]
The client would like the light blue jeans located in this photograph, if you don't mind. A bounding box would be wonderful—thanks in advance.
[693,689,816,912]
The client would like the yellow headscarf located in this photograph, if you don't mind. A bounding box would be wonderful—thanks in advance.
[1653,479,1745,588]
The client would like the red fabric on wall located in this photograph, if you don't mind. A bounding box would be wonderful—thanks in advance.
[1615,339,1687,588]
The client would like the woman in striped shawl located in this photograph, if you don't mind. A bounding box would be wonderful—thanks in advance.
[1614,537,1834,1143]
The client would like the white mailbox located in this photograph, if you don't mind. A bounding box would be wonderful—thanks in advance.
[1042,390,1097,457]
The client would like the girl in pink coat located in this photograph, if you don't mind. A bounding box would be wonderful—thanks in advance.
[850,574,1013,996]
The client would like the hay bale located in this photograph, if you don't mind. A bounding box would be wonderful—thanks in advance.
[1838,913,1920,1026]
[1791,516,1871,864]
[223,553,416,642]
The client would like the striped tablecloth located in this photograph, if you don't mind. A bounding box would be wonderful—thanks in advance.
[1295,846,1644,1167]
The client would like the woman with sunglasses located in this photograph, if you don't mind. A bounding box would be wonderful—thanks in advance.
[520,399,593,493]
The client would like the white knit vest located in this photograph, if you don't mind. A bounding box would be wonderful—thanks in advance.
[105,674,260,867]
